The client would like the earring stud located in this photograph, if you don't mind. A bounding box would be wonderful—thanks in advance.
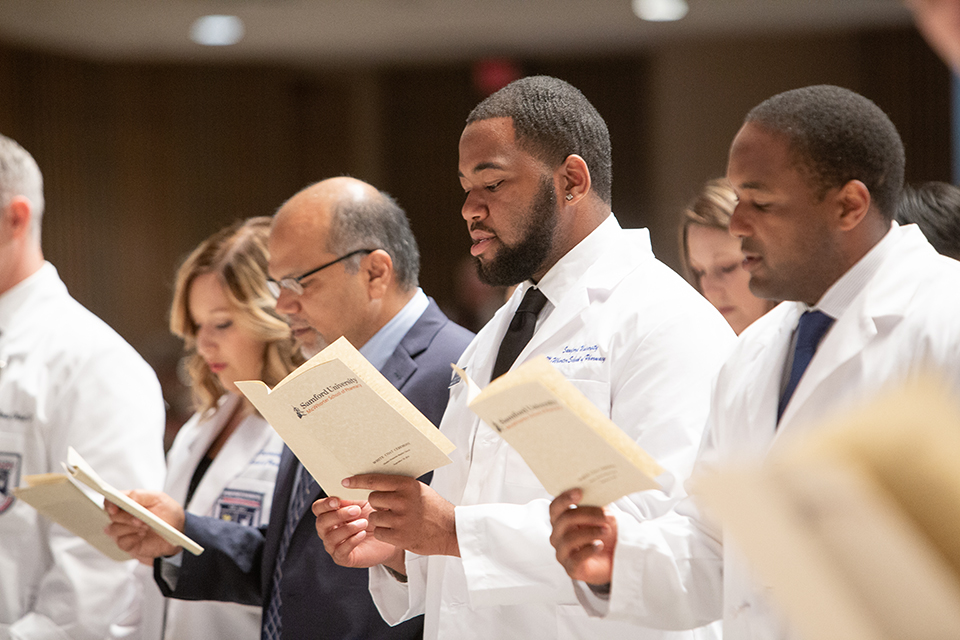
[565,193,573,201]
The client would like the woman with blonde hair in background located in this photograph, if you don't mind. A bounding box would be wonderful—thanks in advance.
[678,178,775,334]
[148,216,300,640]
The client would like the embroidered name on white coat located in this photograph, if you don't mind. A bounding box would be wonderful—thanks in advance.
[546,344,606,364]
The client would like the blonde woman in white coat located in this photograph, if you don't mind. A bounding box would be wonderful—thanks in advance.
[148,217,300,640]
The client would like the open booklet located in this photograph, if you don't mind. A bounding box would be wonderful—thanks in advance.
[456,356,664,507]
[235,336,455,501]
[692,376,960,640]
[14,447,203,559]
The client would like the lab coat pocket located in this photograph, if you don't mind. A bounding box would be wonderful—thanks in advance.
[565,378,612,418]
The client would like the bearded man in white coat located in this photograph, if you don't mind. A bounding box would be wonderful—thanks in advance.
[0,135,166,639]
[314,76,734,639]
[549,85,960,639]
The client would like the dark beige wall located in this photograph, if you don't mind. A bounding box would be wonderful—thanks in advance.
[0,26,949,418]
[641,29,951,268]
[643,34,863,266]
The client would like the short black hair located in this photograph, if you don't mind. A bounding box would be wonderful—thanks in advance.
[746,85,905,221]
[328,189,421,291]
[466,75,613,205]
[896,181,960,260]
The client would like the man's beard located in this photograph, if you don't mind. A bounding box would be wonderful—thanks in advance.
[475,177,558,286]
[296,328,328,359]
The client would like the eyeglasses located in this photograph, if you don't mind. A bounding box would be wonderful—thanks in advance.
[267,249,376,297]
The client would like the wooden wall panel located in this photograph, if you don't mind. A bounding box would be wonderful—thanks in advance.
[527,57,649,231]
[858,29,952,185]
[0,25,951,420]
[379,65,475,307]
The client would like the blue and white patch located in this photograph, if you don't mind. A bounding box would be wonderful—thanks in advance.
[215,488,265,527]
[0,452,22,514]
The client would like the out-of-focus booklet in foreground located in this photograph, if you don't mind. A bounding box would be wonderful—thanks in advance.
[235,336,455,501]
[14,446,204,560]
[692,376,960,640]
[455,356,664,507]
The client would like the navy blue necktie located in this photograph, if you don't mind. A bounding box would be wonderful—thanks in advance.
[263,462,316,640]
[491,287,548,381]
[777,310,834,423]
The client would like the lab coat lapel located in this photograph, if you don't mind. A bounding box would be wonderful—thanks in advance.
[520,225,645,362]
[740,304,799,448]
[165,397,235,504]
[777,230,922,432]
[521,286,588,359]
[776,309,878,431]
[187,412,275,515]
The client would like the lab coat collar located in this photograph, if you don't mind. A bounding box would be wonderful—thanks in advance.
[0,262,62,343]
[517,215,652,360]
[184,395,276,514]
[777,224,935,430]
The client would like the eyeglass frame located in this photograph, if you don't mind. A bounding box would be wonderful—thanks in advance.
[266,248,377,297]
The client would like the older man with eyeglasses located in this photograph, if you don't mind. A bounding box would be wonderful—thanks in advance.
[106,176,473,640]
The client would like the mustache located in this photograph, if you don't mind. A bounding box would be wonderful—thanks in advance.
[470,221,495,234]
[740,238,761,255]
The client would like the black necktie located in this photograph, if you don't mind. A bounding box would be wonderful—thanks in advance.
[777,310,834,423]
[491,287,548,380]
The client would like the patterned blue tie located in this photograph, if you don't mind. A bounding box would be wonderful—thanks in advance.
[262,462,316,640]
[777,310,835,423]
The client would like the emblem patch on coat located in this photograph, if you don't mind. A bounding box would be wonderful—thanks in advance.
[216,488,264,526]
[0,452,22,514]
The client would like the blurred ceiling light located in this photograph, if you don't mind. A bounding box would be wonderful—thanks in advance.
[190,15,245,46]
[632,0,689,22]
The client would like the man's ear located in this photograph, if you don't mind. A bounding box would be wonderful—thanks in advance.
[3,196,34,239]
[557,154,592,205]
[363,249,394,299]
[836,179,872,231]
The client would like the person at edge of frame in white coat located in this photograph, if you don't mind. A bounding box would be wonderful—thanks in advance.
[314,76,735,639]
[549,85,960,639]
[0,134,166,640]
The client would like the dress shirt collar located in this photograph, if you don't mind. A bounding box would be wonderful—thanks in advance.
[802,220,898,319]
[359,287,429,371]
[513,213,623,323]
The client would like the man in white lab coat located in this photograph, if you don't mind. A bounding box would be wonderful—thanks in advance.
[0,134,166,639]
[314,76,734,639]
[549,85,960,639]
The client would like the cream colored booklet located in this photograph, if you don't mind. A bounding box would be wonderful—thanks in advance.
[14,447,204,558]
[235,336,455,501]
[14,472,131,561]
[457,356,664,507]
[692,377,960,640]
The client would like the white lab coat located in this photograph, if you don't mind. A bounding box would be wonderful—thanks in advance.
[601,223,960,639]
[0,263,166,640]
[141,393,283,640]
[370,216,734,639]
